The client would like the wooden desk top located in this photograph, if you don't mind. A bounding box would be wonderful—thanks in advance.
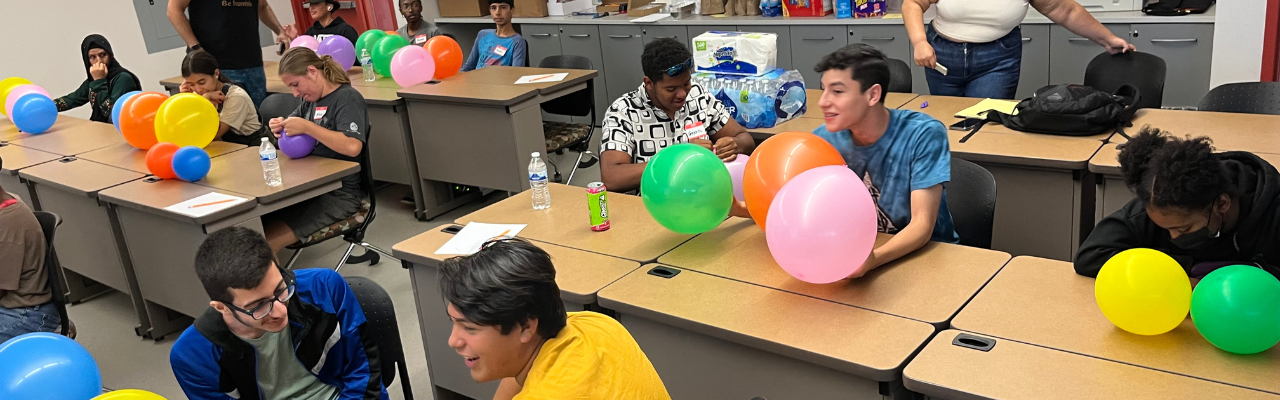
[748,117,825,136]
[78,141,246,175]
[0,144,60,176]
[397,79,538,106]
[99,178,258,226]
[951,256,1280,394]
[597,265,935,382]
[195,148,359,204]
[904,330,1280,400]
[1114,109,1280,154]
[8,119,125,156]
[392,226,643,305]
[453,183,695,262]
[658,218,1010,325]
[1,117,95,142]
[450,66,598,94]
[18,157,144,196]
[1089,143,1280,176]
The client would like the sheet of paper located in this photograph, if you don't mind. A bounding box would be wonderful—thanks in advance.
[164,192,251,218]
[435,222,528,255]
[954,98,1021,119]
[882,13,902,19]
[515,73,569,84]
[630,13,672,23]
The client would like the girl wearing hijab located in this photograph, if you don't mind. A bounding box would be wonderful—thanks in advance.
[54,34,142,123]
[180,50,268,146]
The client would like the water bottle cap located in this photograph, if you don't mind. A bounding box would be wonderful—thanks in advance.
[261,137,268,142]
[531,152,540,158]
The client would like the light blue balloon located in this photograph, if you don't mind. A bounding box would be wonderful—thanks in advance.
[113,90,142,132]
[0,332,102,400]
[172,145,212,182]
[11,93,57,134]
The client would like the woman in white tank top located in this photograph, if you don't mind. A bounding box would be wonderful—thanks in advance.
[903,0,1135,99]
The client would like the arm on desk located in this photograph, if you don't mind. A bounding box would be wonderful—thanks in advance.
[853,185,942,279]
[460,35,483,72]
[600,150,645,193]
[1075,205,1187,277]
[709,114,755,161]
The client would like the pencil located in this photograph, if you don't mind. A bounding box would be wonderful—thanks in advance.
[189,199,235,208]
[529,74,556,82]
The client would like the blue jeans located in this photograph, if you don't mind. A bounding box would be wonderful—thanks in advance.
[0,302,61,344]
[924,25,1023,99]
[221,67,268,108]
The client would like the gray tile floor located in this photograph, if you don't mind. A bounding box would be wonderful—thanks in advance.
[70,148,600,400]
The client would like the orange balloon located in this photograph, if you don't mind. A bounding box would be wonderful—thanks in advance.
[120,92,169,150]
[385,30,398,35]
[145,142,180,179]
[743,132,847,230]
[425,36,464,80]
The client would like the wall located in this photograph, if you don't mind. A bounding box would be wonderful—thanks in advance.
[1210,1,1267,88]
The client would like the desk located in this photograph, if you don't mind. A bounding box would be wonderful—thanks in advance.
[598,265,934,400]
[658,218,1010,327]
[903,330,1280,400]
[1115,109,1280,153]
[951,256,1280,395]
[78,141,245,174]
[0,116,94,142]
[195,148,358,203]
[453,183,694,262]
[0,142,59,206]
[8,118,125,156]
[393,227,643,400]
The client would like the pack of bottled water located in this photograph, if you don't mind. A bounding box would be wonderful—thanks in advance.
[693,68,807,129]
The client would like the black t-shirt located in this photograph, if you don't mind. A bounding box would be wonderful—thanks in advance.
[304,17,361,66]
[189,0,264,70]
[289,84,368,196]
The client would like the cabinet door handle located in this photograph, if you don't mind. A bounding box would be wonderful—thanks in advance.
[1150,38,1197,43]
[653,36,677,39]
[530,33,551,37]
[1067,37,1092,42]
[862,37,894,41]
[608,35,633,38]
[803,37,835,41]
[568,34,591,38]
[1022,37,1032,42]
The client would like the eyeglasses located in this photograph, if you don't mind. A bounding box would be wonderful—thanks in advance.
[664,58,694,78]
[223,272,296,321]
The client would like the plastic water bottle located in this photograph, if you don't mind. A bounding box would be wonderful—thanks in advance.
[528,152,551,210]
[259,137,283,187]
[361,48,375,81]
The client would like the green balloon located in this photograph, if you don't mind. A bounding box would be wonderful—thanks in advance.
[641,143,733,234]
[1190,265,1280,354]
[371,35,410,78]
[355,30,387,60]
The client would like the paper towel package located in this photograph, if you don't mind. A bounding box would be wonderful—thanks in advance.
[692,31,778,77]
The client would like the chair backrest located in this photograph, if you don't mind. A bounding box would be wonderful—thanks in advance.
[1084,51,1166,110]
[258,93,303,123]
[345,122,378,242]
[538,55,595,118]
[946,158,997,249]
[1198,82,1280,115]
[886,58,913,93]
[32,211,70,335]
[345,276,410,397]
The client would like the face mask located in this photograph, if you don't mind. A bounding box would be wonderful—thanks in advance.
[1169,211,1221,250]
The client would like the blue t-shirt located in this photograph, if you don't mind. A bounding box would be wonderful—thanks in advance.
[813,109,959,243]
[461,29,528,72]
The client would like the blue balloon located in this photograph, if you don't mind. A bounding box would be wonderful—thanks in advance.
[11,93,57,134]
[112,90,143,132]
[0,332,102,400]
[172,145,212,182]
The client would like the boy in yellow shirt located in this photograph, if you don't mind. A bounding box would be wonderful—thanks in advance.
[438,239,671,400]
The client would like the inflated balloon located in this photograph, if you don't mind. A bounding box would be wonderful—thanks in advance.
[278,131,317,159]
[426,36,464,80]
[743,131,846,230]
[766,165,877,283]
[1191,265,1280,354]
[1095,248,1191,336]
[0,76,33,116]
[5,84,50,117]
[725,154,749,202]
[291,35,320,51]
[317,35,357,71]
[0,332,102,400]
[10,93,57,134]
[155,93,218,148]
[391,45,437,87]
[371,34,410,78]
[641,143,733,234]
[355,30,388,61]
[172,146,212,182]
[93,389,169,400]
[145,142,180,179]
[120,92,169,149]
[112,90,142,132]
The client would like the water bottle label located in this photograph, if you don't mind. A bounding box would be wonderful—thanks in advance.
[361,57,372,65]
[261,152,277,161]
[530,172,547,182]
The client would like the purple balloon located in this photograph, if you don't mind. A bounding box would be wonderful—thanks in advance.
[318,35,357,71]
[278,131,317,159]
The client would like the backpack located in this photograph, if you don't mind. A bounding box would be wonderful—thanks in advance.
[960,84,1140,143]
[1142,0,1214,16]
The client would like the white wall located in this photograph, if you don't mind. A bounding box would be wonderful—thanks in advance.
[0,0,296,120]
[1210,1,1267,88]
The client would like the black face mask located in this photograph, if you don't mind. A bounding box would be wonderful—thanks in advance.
[1170,211,1221,250]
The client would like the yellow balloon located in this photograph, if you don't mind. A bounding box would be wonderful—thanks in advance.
[154,92,218,148]
[91,389,168,400]
[0,77,34,116]
[1095,248,1192,335]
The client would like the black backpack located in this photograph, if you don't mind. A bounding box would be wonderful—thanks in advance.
[961,84,1140,143]
[1142,0,1214,16]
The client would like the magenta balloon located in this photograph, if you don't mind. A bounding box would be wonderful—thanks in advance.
[291,35,321,51]
[765,165,877,284]
[4,84,50,117]
[390,45,436,88]
[724,154,749,202]
[278,132,317,159]
[317,35,357,71]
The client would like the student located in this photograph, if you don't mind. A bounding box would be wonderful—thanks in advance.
[0,157,61,344]
[397,0,441,46]
[599,38,755,194]
[1076,128,1280,280]
[54,35,142,123]
[180,50,269,146]
[169,227,386,400]
[439,238,671,400]
[302,0,360,49]
[811,44,959,279]
[168,0,293,107]
[263,48,368,255]
[460,0,528,71]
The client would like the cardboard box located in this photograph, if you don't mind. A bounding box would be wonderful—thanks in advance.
[597,3,622,13]
[627,0,655,13]
[783,0,831,17]
[548,0,594,15]
[438,0,487,17]
[515,0,550,17]
[628,3,665,17]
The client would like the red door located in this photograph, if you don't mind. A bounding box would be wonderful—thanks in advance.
[1264,0,1280,81]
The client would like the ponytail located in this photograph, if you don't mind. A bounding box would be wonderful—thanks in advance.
[278,47,350,85]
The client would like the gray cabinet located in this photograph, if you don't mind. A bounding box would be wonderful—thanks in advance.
[643,25,691,45]
[1017,24,1051,99]
[689,25,737,40]
[600,26,645,103]
[791,26,848,88]
[560,25,611,123]
[849,25,911,64]
[1134,23,1214,107]
[742,26,793,71]
[1048,24,1131,86]
[522,24,562,67]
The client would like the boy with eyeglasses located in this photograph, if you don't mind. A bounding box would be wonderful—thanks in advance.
[170,227,387,400]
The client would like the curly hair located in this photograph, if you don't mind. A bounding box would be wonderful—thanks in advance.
[1118,126,1235,211]
[641,38,692,83]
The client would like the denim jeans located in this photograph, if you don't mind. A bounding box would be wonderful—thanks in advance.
[0,302,61,344]
[924,25,1023,99]
[221,67,268,108]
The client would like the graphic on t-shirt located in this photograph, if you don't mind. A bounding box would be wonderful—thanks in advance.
[864,171,898,233]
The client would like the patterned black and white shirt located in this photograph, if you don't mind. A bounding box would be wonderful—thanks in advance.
[600,83,733,164]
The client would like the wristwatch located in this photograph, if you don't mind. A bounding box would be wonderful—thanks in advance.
[187,44,202,53]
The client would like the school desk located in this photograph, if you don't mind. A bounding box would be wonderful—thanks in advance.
[1089,144,1280,223]
[0,141,59,208]
[0,116,94,142]
[7,118,124,156]
[192,147,358,203]
[1113,108,1280,153]
[903,330,1280,400]
[950,256,1280,395]
[597,265,934,400]
[78,141,246,174]
[453,183,695,262]
[392,226,644,400]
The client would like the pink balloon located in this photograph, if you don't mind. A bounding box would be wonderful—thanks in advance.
[725,154,749,202]
[5,84,50,117]
[765,165,877,284]
[390,45,436,88]
[291,35,320,51]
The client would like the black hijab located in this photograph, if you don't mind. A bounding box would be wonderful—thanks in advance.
[80,34,142,89]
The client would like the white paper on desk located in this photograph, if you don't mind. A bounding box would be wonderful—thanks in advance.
[164,192,251,218]
[435,222,528,255]
[515,73,569,84]
[630,14,671,23]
